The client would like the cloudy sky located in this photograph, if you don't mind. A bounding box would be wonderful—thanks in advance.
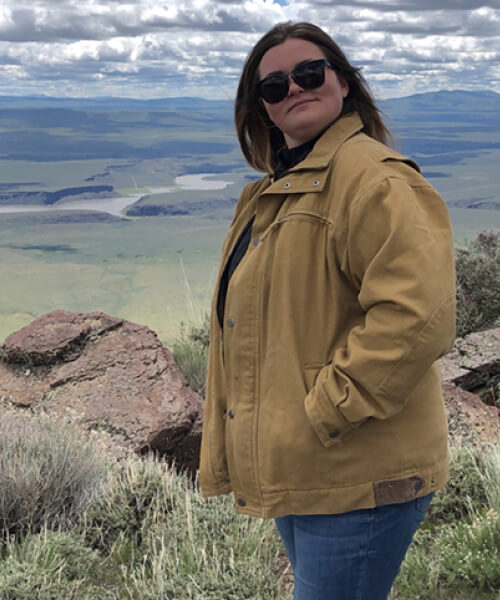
[1,0,499,100]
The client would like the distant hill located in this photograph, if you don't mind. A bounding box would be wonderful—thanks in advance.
[382,90,500,120]
[0,96,235,162]
[0,88,497,113]
[0,95,232,111]
[379,90,500,171]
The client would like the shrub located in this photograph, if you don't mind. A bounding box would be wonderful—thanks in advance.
[0,411,108,542]
[427,444,491,527]
[171,312,210,396]
[80,454,173,555]
[455,229,500,337]
[0,529,117,600]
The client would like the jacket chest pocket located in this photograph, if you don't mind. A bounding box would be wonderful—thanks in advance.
[274,209,332,229]
[264,210,333,257]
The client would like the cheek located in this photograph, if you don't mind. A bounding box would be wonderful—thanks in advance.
[263,102,282,125]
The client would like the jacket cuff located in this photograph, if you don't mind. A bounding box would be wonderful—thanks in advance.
[304,385,353,447]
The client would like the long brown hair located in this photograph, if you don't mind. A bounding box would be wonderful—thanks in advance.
[235,22,392,173]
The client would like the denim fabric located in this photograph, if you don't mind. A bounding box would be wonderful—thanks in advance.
[275,492,434,600]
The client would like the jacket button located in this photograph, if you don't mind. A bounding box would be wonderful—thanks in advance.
[237,498,246,507]
[228,410,235,419]
[329,430,340,439]
[227,318,235,327]
[253,237,260,247]
[283,182,291,189]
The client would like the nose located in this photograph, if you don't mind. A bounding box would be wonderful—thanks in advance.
[287,76,303,96]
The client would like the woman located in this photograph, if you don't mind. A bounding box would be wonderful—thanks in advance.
[199,21,456,600]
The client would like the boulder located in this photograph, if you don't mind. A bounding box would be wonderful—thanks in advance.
[0,310,202,473]
[440,327,500,400]
[440,327,499,444]
[442,383,499,444]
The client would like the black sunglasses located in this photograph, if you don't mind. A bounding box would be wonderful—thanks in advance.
[257,58,333,104]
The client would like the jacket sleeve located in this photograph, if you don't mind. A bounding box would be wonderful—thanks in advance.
[304,173,456,447]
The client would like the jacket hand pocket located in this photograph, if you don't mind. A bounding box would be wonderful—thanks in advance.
[303,364,323,393]
[304,364,353,447]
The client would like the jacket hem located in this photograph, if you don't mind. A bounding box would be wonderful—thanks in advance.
[233,459,448,519]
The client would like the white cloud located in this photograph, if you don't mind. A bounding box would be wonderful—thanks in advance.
[0,0,498,98]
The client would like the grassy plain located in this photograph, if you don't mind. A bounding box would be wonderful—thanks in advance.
[427,145,500,241]
[0,159,135,191]
[0,212,229,344]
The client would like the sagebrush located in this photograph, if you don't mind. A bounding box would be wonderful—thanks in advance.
[0,411,107,543]
[455,229,500,337]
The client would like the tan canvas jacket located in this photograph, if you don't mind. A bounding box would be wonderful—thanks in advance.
[199,112,456,519]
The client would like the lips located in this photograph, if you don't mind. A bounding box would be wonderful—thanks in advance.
[288,98,315,112]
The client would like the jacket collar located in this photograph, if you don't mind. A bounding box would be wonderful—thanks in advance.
[295,111,364,169]
[262,112,364,196]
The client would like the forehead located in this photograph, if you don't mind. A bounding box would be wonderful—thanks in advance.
[259,38,325,78]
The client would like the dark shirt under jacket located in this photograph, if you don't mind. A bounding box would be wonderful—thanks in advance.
[216,135,321,329]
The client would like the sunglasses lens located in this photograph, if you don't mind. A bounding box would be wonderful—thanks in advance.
[293,61,326,90]
[259,74,289,104]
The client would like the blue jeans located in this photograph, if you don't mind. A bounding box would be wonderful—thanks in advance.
[275,493,434,600]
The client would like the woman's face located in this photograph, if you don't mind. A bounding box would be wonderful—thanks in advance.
[258,38,349,148]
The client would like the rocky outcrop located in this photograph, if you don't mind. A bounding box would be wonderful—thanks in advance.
[0,310,202,472]
[440,327,499,444]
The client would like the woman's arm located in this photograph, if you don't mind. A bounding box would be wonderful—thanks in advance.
[305,174,456,446]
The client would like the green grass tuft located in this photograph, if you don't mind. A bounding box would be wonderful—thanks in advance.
[171,313,210,397]
[391,444,500,600]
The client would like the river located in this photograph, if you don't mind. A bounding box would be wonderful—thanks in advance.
[0,173,234,217]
